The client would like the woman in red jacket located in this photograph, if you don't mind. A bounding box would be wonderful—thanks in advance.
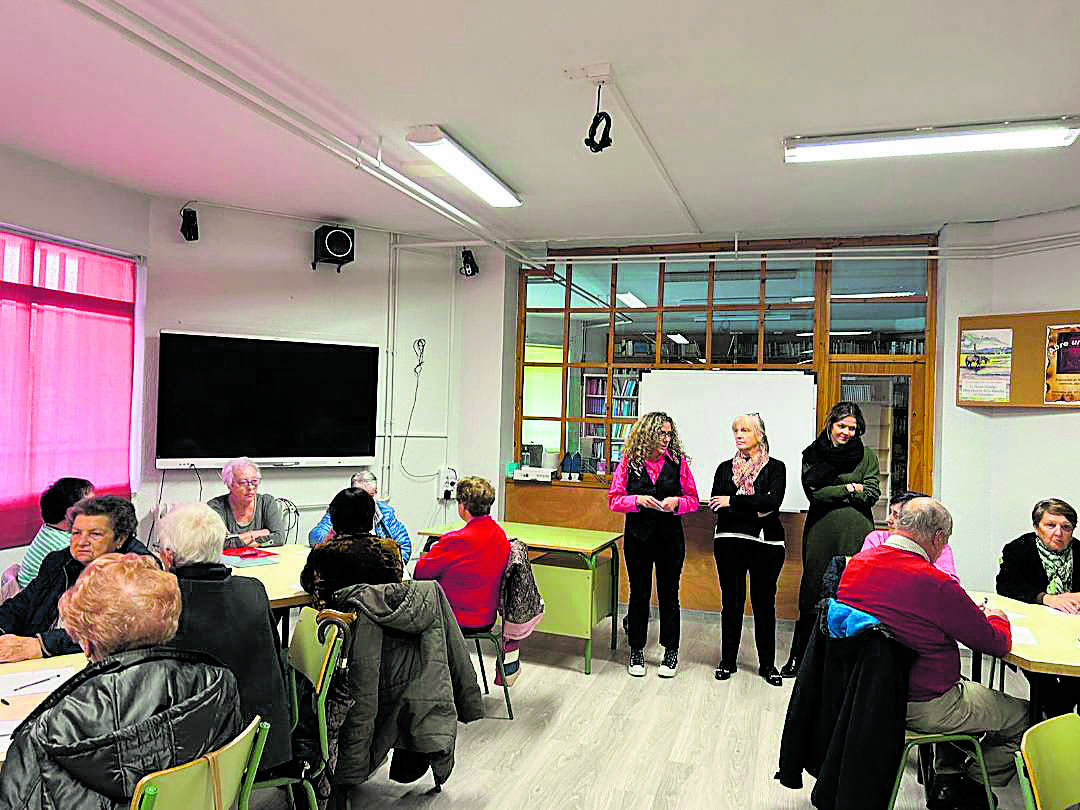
[414,476,511,631]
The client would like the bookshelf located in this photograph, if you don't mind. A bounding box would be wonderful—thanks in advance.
[841,376,910,523]
[581,372,640,465]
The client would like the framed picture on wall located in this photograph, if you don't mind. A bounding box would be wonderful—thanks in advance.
[1044,324,1080,404]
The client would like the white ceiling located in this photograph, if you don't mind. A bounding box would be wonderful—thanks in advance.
[3,0,1079,246]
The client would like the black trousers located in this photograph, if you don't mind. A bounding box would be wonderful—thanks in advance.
[624,529,685,651]
[1023,669,1080,719]
[714,538,785,668]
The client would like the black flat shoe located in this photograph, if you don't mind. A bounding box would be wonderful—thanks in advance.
[759,665,782,686]
[714,663,736,680]
[927,775,997,810]
[779,654,800,679]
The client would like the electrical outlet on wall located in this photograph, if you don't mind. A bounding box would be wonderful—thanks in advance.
[438,466,458,501]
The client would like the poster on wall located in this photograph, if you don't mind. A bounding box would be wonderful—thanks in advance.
[958,328,1013,402]
[1044,324,1080,404]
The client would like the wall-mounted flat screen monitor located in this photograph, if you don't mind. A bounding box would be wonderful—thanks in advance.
[155,331,378,469]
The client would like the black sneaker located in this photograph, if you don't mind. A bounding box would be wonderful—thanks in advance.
[658,648,678,678]
[627,648,646,677]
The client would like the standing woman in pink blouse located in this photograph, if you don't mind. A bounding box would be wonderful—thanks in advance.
[608,411,699,679]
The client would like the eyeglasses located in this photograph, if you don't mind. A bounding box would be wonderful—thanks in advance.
[235,479,261,489]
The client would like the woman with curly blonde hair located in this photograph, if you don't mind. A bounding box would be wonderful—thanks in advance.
[608,411,699,678]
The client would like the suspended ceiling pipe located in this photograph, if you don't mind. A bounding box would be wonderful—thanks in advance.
[65,0,547,270]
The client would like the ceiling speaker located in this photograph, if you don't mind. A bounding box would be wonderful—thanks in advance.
[312,225,355,271]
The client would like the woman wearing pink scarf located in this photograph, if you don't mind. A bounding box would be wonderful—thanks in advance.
[709,413,787,686]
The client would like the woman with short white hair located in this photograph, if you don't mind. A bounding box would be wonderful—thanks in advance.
[206,456,285,547]
[157,502,293,770]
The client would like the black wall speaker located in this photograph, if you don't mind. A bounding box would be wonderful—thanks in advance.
[312,225,355,271]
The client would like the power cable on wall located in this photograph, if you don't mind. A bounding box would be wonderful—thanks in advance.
[399,338,439,480]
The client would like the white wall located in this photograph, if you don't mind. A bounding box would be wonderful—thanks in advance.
[446,247,519,517]
[0,144,519,566]
[936,209,1080,590]
[0,145,150,256]
[137,200,460,549]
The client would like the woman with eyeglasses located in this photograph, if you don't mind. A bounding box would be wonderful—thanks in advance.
[608,411,699,679]
[709,413,787,686]
[997,498,1080,719]
[206,456,286,548]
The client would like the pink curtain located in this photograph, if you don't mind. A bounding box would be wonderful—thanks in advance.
[0,231,135,548]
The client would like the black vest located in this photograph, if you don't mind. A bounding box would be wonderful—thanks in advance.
[624,454,684,541]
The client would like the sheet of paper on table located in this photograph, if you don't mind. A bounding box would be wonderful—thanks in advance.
[0,667,77,698]
[1010,626,1038,646]
[0,719,19,756]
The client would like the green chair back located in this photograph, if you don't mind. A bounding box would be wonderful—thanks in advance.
[130,716,269,810]
[254,608,347,810]
[1015,751,1037,810]
[1021,712,1080,810]
[289,607,340,692]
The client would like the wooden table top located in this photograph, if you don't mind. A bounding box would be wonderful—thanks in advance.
[970,590,1080,677]
[231,543,311,608]
[420,521,622,555]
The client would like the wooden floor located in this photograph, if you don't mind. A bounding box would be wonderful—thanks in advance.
[254,614,1027,810]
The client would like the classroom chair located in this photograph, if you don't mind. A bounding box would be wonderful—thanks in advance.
[887,730,994,810]
[462,624,513,720]
[1018,711,1080,810]
[1014,751,1038,810]
[130,716,269,810]
[254,606,348,810]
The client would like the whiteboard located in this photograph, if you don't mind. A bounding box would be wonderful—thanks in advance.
[639,370,816,512]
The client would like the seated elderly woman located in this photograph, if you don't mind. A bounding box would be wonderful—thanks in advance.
[0,495,156,662]
[156,502,292,771]
[0,553,243,809]
[414,476,511,632]
[997,497,1080,718]
[207,456,286,548]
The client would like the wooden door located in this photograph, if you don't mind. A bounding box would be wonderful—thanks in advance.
[822,361,933,520]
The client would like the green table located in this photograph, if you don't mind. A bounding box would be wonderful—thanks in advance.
[419,521,623,674]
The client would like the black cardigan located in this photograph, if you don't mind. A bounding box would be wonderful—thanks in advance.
[710,457,786,544]
[996,532,1075,604]
[167,562,292,770]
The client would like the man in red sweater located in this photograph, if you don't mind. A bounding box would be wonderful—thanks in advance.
[837,497,1028,809]
[414,477,511,631]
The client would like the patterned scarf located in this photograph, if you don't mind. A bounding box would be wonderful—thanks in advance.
[732,449,769,495]
[1035,537,1074,595]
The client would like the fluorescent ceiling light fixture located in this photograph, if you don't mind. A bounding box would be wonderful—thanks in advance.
[406,125,522,207]
[797,330,872,337]
[667,333,690,344]
[616,292,647,308]
[784,116,1080,163]
[791,291,919,303]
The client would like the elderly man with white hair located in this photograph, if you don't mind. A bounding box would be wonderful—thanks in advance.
[157,502,292,770]
[308,469,412,563]
[837,497,1028,809]
[207,456,286,548]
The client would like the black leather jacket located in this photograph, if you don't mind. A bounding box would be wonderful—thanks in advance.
[0,537,157,656]
[0,647,242,810]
